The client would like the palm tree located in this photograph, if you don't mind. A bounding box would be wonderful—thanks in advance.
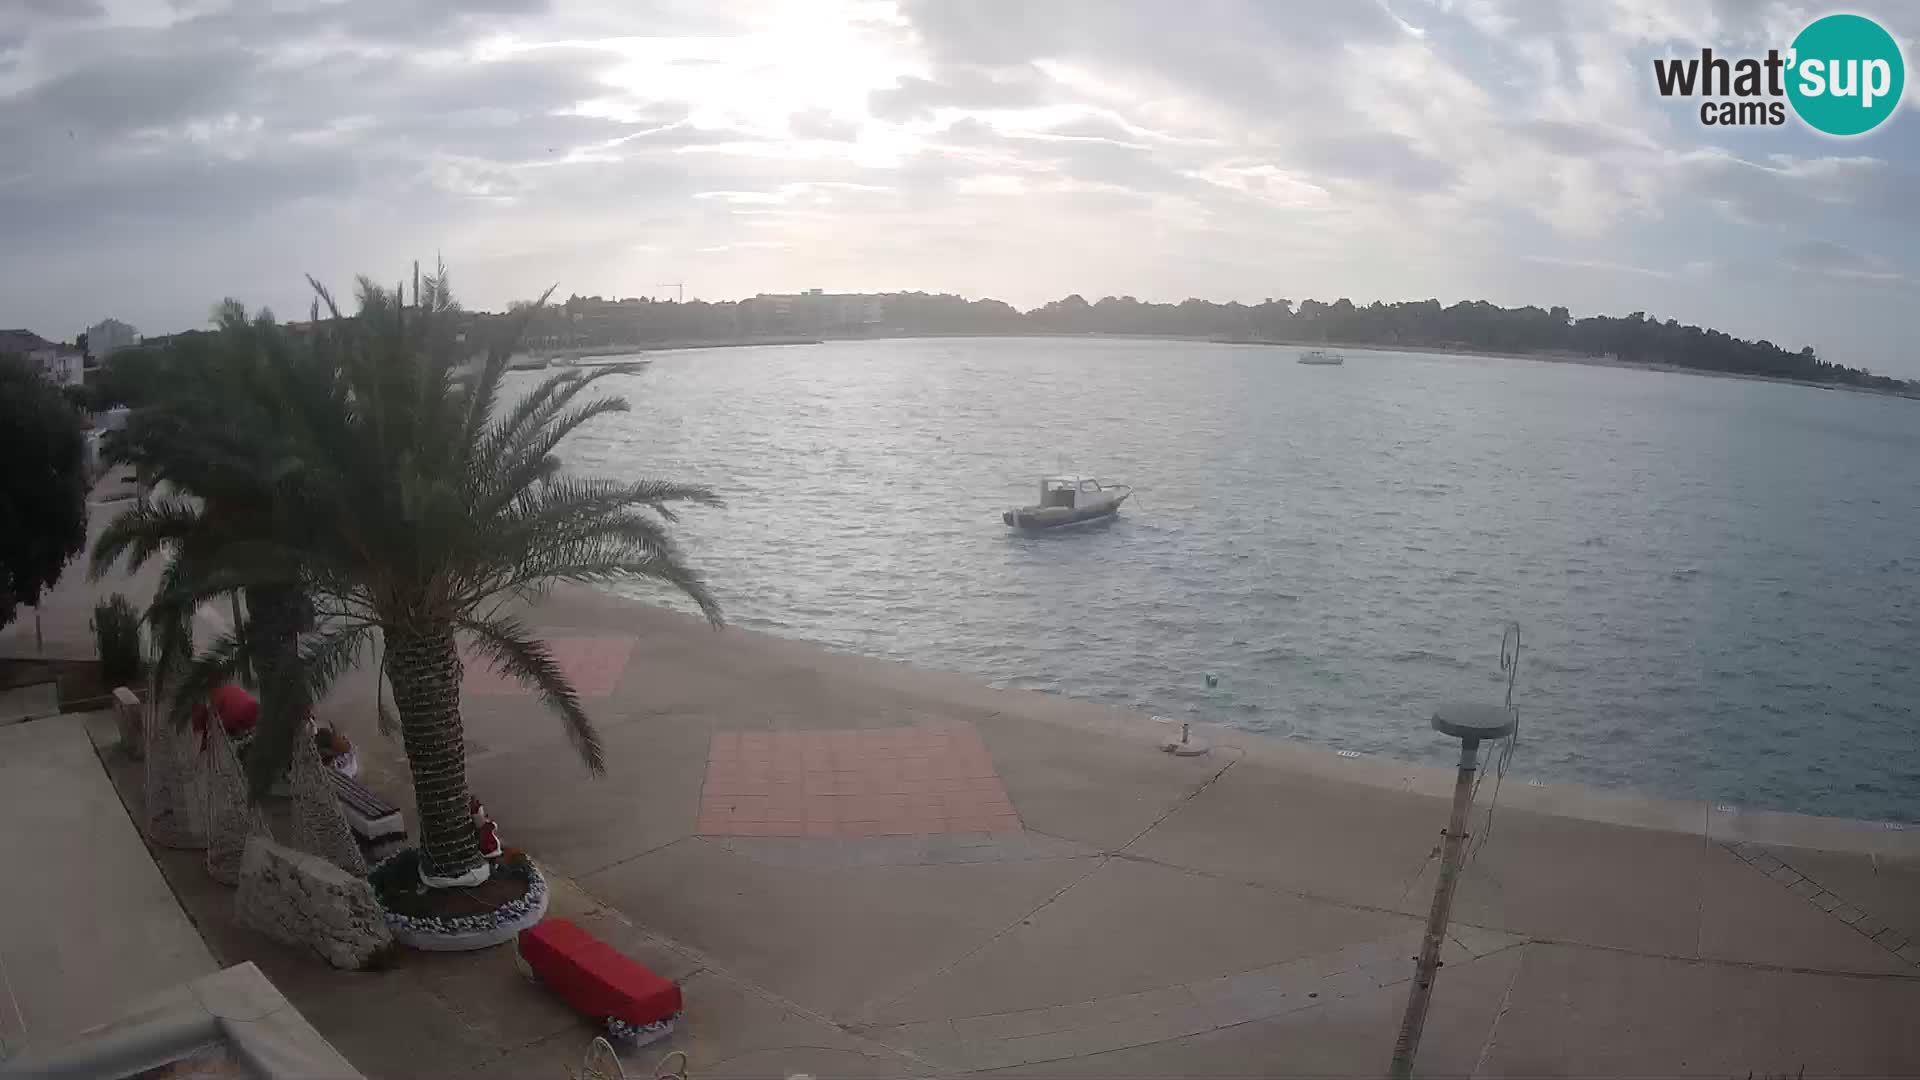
[284,267,724,888]
[92,303,329,794]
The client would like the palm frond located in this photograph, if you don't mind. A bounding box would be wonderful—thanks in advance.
[499,541,723,628]
[372,634,399,737]
[477,397,631,514]
[299,623,374,704]
[144,572,198,704]
[473,363,635,483]
[90,497,203,580]
[163,631,249,732]
[457,614,604,774]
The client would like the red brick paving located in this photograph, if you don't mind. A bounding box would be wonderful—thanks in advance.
[696,723,1022,837]
[462,636,636,697]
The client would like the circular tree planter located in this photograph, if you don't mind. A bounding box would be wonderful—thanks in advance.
[370,849,548,952]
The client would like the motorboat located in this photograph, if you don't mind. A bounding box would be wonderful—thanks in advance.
[1003,475,1132,530]
[1298,349,1345,365]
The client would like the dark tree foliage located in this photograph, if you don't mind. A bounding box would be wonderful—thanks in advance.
[90,340,187,410]
[0,355,89,628]
[502,292,1906,391]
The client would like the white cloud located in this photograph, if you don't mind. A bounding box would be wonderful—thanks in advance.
[0,0,1916,373]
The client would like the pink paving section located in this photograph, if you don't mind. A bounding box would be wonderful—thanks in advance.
[462,637,637,698]
[696,723,1022,837]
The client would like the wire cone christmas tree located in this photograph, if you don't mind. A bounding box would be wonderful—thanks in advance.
[205,719,271,885]
[143,697,205,850]
[290,733,367,876]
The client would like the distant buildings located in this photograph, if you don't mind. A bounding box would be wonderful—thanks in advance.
[86,317,139,359]
[0,329,85,388]
[746,290,885,333]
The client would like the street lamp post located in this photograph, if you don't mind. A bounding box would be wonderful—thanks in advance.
[1388,702,1515,1080]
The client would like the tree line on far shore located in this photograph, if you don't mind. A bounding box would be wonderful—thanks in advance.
[521,291,1907,392]
[90,290,1911,397]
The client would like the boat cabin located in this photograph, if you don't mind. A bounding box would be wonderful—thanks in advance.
[1039,475,1106,509]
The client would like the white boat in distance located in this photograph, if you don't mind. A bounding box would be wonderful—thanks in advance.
[1004,475,1132,530]
[1298,349,1345,365]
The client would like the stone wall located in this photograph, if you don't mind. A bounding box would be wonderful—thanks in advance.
[234,836,393,970]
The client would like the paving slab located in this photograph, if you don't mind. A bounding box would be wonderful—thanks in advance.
[581,834,1096,1021]
[1756,846,1920,947]
[712,831,1101,870]
[867,855,1417,1026]
[863,927,1513,1072]
[977,945,1523,1078]
[1709,802,1903,858]
[0,683,59,726]
[0,713,217,1055]
[470,968,922,1080]
[1477,942,1920,1079]
[462,713,714,878]
[1124,756,1451,911]
[1696,843,1911,973]
[1441,805,1717,954]
[974,710,1235,850]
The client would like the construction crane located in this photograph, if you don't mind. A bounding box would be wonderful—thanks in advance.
[655,282,685,303]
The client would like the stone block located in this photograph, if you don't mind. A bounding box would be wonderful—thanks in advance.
[235,836,393,970]
[112,687,144,760]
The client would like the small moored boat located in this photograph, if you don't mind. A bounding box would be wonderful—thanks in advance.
[1298,349,1345,365]
[1003,475,1132,530]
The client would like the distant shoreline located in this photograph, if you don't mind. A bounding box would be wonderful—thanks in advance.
[538,331,1916,399]
[531,335,823,361]
[840,330,1919,398]
[1211,336,1916,397]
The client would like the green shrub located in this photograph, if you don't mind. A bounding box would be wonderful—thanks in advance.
[92,593,144,687]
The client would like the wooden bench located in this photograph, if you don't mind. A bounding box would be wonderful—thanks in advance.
[517,918,681,1045]
[325,770,405,842]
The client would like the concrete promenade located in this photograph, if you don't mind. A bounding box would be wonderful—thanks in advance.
[9,489,1916,1077]
[0,714,218,1057]
[303,582,1919,1078]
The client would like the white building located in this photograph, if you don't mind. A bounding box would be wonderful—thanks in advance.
[0,329,84,387]
[86,317,139,359]
[37,347,84,387]
[750,290,885,330]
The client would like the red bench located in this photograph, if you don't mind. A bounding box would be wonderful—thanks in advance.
[517,918,682,1045]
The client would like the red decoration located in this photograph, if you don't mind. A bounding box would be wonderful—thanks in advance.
[470,795,503,859]
[190,683,260,750]
[518,919,681,1027]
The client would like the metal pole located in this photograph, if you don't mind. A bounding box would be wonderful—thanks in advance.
[1389,736,1482,1080]
[230,594,253,689]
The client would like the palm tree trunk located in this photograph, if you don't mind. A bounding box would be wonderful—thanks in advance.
[240,584,311,796]
[385,626,483,885]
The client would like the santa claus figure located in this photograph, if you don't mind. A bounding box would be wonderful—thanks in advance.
[469,795,504,860]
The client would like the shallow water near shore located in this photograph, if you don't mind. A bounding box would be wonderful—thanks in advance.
[545,336,1920,824]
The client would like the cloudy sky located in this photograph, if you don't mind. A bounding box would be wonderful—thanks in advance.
[2,0,1916,373]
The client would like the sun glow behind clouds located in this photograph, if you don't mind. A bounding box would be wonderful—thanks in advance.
[1,0,1917,372]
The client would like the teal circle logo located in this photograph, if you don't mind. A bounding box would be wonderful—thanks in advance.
[1787,14,1905,136]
